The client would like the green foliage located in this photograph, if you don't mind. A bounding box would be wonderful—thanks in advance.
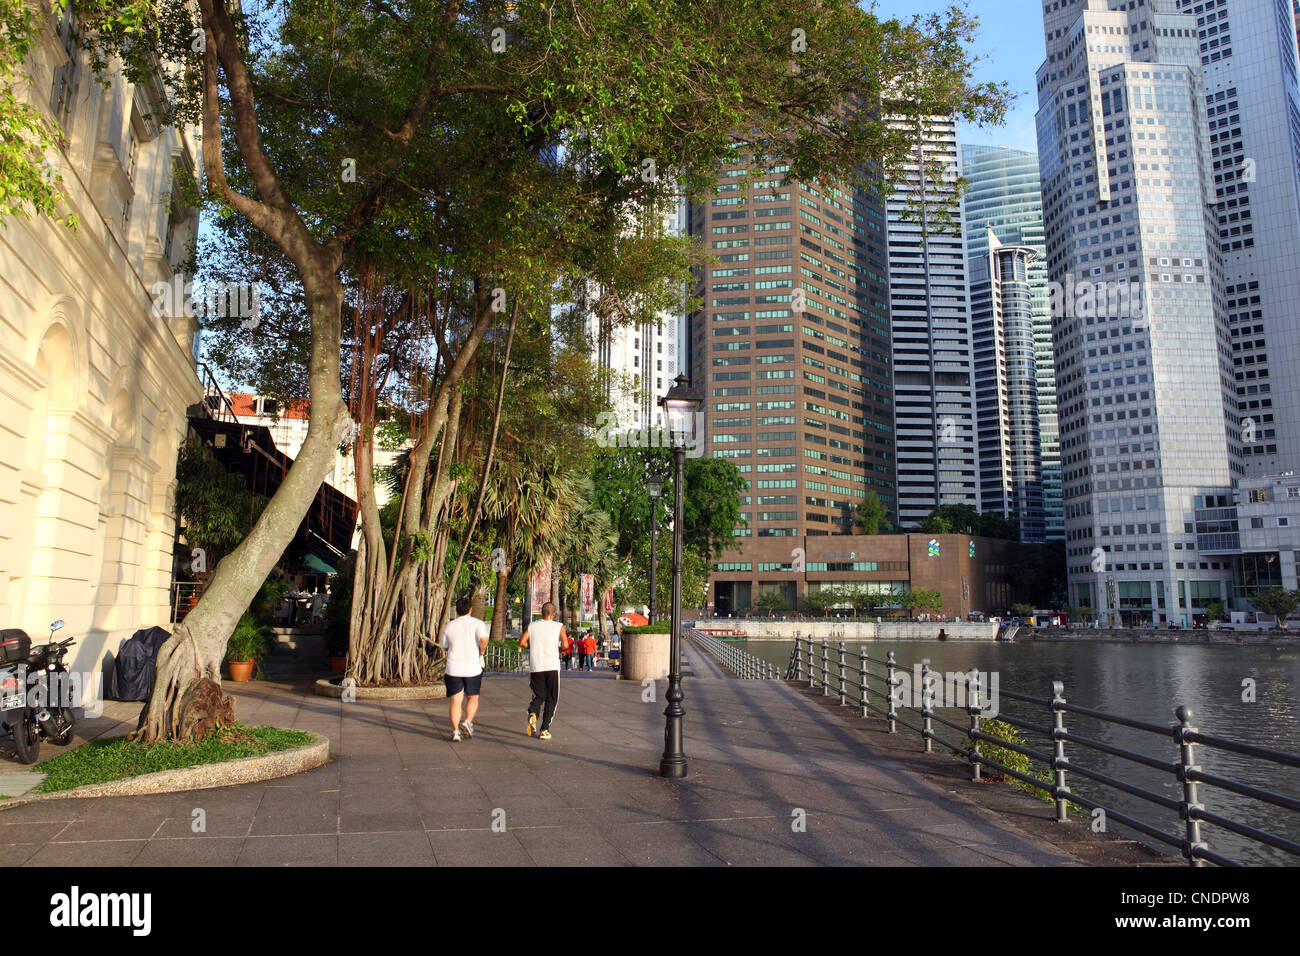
[590,447,748,561]
[225,613,272,664]
[624,535,710,616]
[854,492,889,535]
[897,587,943,618]
[1248,588,1300,625]
[1205,600,1225,622]
[960,719,1083,813]
[621,622,672,635]
[754,591,788,614]
[1012,603,1036,619]
[174,439,265,564]
[0,0,77,229]
[33,725,316,793]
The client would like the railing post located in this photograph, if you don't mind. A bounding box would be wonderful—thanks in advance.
[1176,705,1207,866]
[920,657,933,753]
[821,638,829,696]
[795,638,804,681]
[885,650,897,734]
[859,646,869,719]
[1051,681,1071,823]
[967,667,982,782]
[838,642,847,706]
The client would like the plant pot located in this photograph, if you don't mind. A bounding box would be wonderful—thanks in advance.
[227,659,255,682]
[329,655,347,673]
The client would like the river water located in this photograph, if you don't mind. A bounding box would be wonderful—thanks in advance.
[739,638,1300,866]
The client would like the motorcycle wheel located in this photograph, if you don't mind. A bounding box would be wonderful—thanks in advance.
[50,708,74,746]
[11,712,40,764]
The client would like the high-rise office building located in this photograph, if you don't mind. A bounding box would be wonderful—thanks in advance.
[590,197,690,433]
[1037,0,1243,625]
[962,144,1064,539]
[687,152,896,553]
[884,115,981,529]
[1175,0,1300,476]
[970,229,1047,540]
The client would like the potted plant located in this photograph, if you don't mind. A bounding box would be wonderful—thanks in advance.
[225,613,272,682]
[328,632,348,673]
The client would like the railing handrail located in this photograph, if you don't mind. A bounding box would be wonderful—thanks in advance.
[688,629,779,680]
[784,636,1299,868]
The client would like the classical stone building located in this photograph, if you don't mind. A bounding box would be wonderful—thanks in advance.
[0,3,202,687]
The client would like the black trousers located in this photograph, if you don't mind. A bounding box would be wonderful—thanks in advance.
[528,670,560,730]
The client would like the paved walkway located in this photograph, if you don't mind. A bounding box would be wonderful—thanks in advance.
[0,648,1118,866]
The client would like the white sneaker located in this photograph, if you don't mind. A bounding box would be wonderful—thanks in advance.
[461,720,474,738]
[452,730,462,742]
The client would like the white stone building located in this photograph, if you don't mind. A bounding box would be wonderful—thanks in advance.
[1,3,202,685]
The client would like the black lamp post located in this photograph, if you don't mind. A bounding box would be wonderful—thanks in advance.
[658,374,701,779]
[647,476,663,625]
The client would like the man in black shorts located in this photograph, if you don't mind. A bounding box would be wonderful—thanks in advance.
[441,595,490,741]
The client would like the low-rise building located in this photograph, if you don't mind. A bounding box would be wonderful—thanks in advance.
[708,533,1043,619]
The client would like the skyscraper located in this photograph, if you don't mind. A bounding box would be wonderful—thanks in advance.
[962,144,1064,539]
[687,151,896,585]
[1175,0,1300,476]
[884,115,980,529]
[970,229,1046,540]
[1037,0,1242,624]
[589,197,690,433]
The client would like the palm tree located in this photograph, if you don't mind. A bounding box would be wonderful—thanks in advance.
[481,451,582,641]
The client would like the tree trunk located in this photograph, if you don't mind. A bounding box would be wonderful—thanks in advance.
[134,273,347,742]
[521,575,534,632]
[491,570,509,641]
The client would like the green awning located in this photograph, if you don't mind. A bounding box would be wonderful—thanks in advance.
[302,553,337,575]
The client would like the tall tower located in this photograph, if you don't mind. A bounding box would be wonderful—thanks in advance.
[1037,0,1242,624]
[1175,0,1300,475]
[962,144,1063,539]
[884,115,980,529]
[590,197,690,433]
[687,153,896,540]
[970,229,1046,541]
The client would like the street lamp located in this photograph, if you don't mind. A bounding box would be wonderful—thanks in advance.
[657,374,702,779]
[647,475,663,626]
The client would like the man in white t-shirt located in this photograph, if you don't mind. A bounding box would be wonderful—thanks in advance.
[441,595,490,742]
[518,601,570,740]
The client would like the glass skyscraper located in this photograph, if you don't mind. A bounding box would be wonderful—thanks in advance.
[962,144,1064,540]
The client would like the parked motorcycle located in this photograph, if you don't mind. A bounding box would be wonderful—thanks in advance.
[1,620,76,764]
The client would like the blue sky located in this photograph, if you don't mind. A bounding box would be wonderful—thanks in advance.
[869,0,1048,153]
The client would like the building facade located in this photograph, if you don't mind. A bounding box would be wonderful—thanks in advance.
[884,115,980,529]
[708,533,1038,619]
[1175,0,1300,477]
[590,196,690,433]
[1194,473,1300,617]
[687,152,897,545]
[1,4,202,688]
[1037,0,1243,625]
[969,230,1047,540]
[962,144,1064,539]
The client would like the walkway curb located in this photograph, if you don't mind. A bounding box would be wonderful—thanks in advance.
[313,678,447,700]
[0,735,329,809]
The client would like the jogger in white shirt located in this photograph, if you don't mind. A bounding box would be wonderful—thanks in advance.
[441,595,490,741]
[518,601,570,740]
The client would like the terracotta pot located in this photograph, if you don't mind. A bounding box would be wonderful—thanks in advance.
[329,655,347,673]
[227,660,255,682]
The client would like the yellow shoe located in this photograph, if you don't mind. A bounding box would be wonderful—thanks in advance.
[539,730,552,740]
[526,713,537,737]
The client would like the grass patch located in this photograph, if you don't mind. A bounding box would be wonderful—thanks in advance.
[33,725,315,794]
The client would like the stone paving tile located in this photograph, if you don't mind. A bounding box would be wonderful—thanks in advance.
[236,834,339,866]
[0,670,1107,867]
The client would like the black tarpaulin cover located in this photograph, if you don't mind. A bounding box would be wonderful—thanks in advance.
[107,627,171,701]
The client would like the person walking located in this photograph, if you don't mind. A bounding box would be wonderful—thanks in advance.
[582,631,596,670]
[519,601,570,740]
[441,595,489,742]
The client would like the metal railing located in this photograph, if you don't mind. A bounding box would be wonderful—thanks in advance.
[689,629,780,679]
[171,581,203,623]
[789,636,1300,867]
[483,644,527,673]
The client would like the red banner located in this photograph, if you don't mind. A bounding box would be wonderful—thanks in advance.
[530,556,552,613]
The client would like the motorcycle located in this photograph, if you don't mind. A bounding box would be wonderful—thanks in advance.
[1,620,77,764]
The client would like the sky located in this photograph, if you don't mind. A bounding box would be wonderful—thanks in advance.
[869,0,1049,154]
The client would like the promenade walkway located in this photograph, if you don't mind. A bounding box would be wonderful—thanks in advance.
[0,649,1155,866]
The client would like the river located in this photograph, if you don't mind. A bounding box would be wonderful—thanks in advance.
[737,638,1300,866]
